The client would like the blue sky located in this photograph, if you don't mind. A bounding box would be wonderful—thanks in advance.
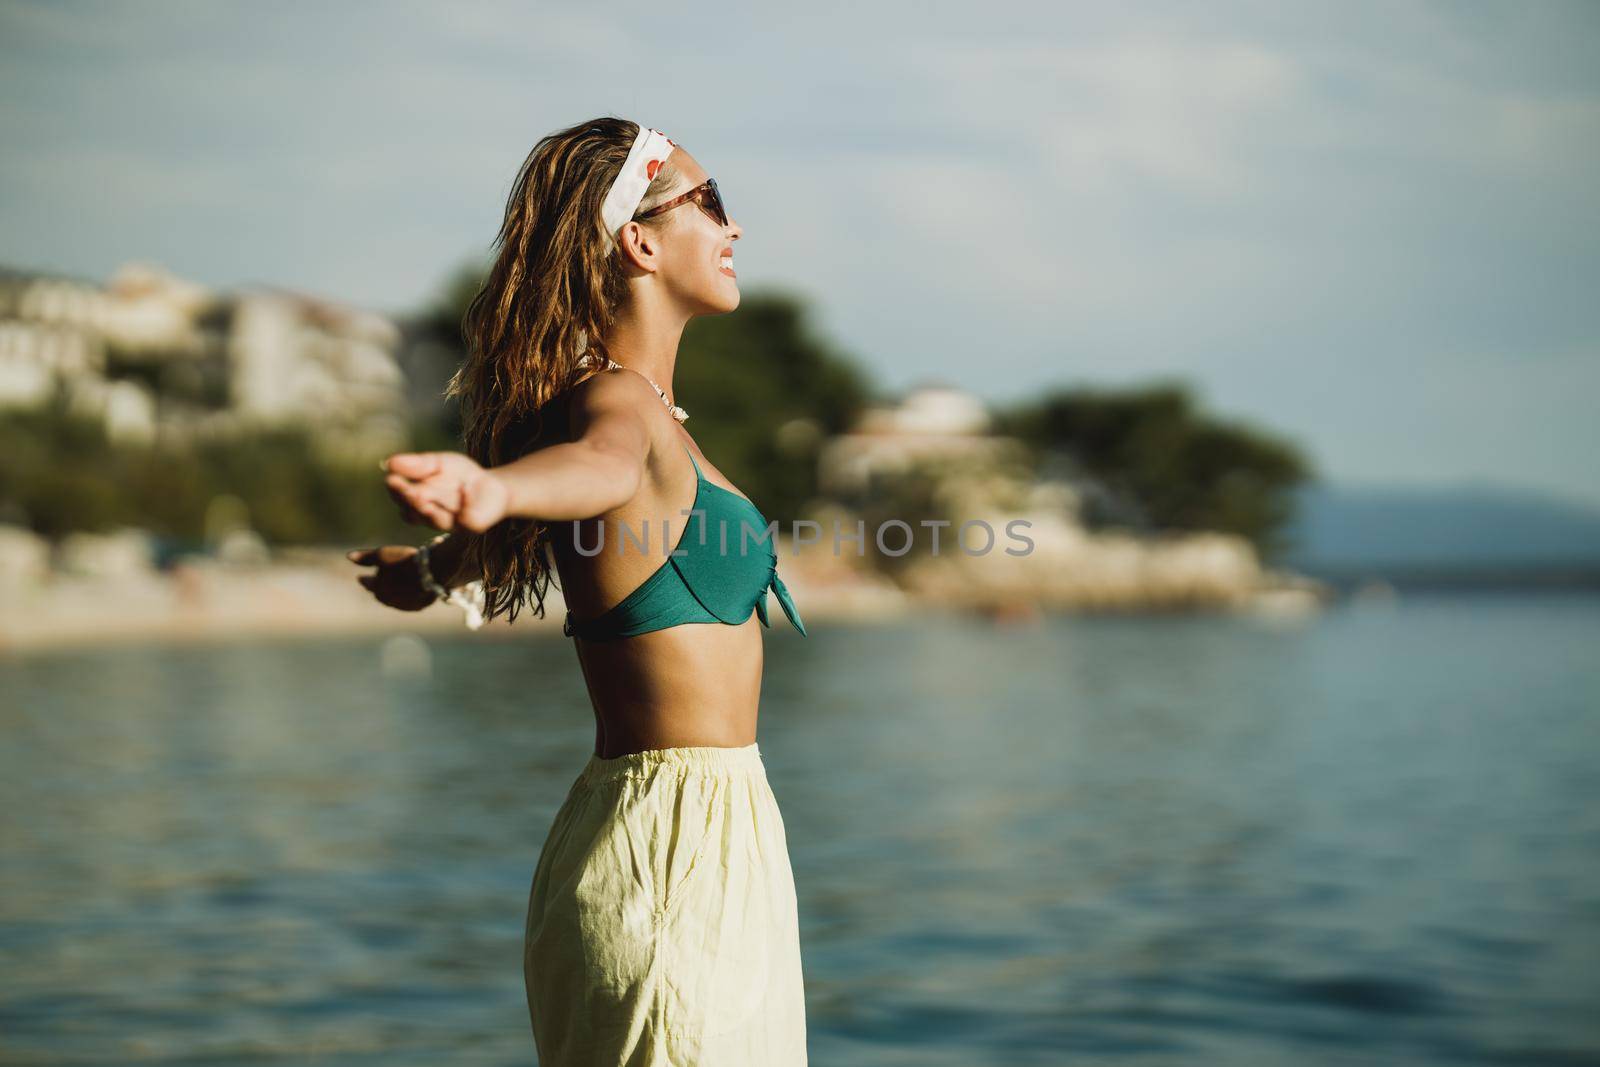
[2,0,1597,506]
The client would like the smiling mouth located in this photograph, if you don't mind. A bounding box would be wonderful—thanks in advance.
[718,255,736,277]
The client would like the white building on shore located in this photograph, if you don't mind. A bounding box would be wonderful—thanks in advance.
[0,261,407,455]
[802,380,1323,614]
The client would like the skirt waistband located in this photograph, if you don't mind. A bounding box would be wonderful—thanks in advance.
[578,742,766,787]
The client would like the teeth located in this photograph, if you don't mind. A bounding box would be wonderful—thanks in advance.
[720,256,733,269]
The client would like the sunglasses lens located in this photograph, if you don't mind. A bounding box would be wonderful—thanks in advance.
[703,179,729,226]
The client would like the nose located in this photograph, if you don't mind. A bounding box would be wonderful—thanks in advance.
[727,214,743,241]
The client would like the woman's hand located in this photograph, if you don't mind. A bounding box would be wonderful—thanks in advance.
[345,545,437,612]
[382,451,510,533]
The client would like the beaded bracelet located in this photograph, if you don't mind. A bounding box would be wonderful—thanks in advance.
[415,533,487,630]
[414,533,452,602]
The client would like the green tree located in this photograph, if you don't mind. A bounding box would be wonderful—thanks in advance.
[995,380,1313,561]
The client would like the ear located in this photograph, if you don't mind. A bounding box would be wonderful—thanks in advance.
[616,221,661,273]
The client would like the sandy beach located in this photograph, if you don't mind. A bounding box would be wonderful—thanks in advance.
[0,543,920,655]
[3,559,1333,660]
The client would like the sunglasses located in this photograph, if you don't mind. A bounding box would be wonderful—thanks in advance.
[633,177,729,228]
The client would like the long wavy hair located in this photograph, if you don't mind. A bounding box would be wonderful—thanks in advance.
[446,116,681,625]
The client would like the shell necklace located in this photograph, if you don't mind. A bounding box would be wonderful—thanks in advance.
[577,351,688,423]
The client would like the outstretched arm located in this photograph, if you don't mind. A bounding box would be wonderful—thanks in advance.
[381,367,657,531]
[492,369,654,521]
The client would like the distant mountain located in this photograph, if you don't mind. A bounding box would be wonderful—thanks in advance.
[1279,482,1600,577]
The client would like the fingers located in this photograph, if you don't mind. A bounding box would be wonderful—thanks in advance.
[385,452,442,478]
[386,473,461,531]
[396,492,453,531]
[385,483,427,525]
[382,452,465,532]
[385,473,446,511]
[350,545,423,568]
[386,469,460,497]
[416,500,456,531]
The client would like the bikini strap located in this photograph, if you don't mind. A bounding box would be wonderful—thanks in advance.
[682,443,703,479]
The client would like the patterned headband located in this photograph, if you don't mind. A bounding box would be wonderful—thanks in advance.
[600,125,679,251]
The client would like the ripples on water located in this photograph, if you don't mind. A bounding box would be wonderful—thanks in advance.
[2,593,1598,1065]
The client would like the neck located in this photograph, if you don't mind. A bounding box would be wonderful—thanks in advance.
[600,289,690,401]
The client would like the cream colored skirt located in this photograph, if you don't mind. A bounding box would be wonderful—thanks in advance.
[524,742,808,1066]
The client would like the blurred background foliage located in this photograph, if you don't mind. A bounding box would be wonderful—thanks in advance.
[674,288,877,523]
[995,383,1313,559]
[0,386,430,554]
[0,264,1311,560]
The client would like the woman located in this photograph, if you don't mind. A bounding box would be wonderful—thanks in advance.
[346,118,810,1065]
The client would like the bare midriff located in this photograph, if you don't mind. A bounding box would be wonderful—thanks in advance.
[568,618,765,759]
[547,406,769,760]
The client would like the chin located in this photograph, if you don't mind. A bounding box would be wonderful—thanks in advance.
[684,274,740,317]
[700,284,739,316]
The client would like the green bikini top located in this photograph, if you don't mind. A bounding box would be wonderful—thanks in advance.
[562,445,808,642]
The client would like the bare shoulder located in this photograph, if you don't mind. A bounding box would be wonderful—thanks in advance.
[566,365,668,467]
[568,363,664,424]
